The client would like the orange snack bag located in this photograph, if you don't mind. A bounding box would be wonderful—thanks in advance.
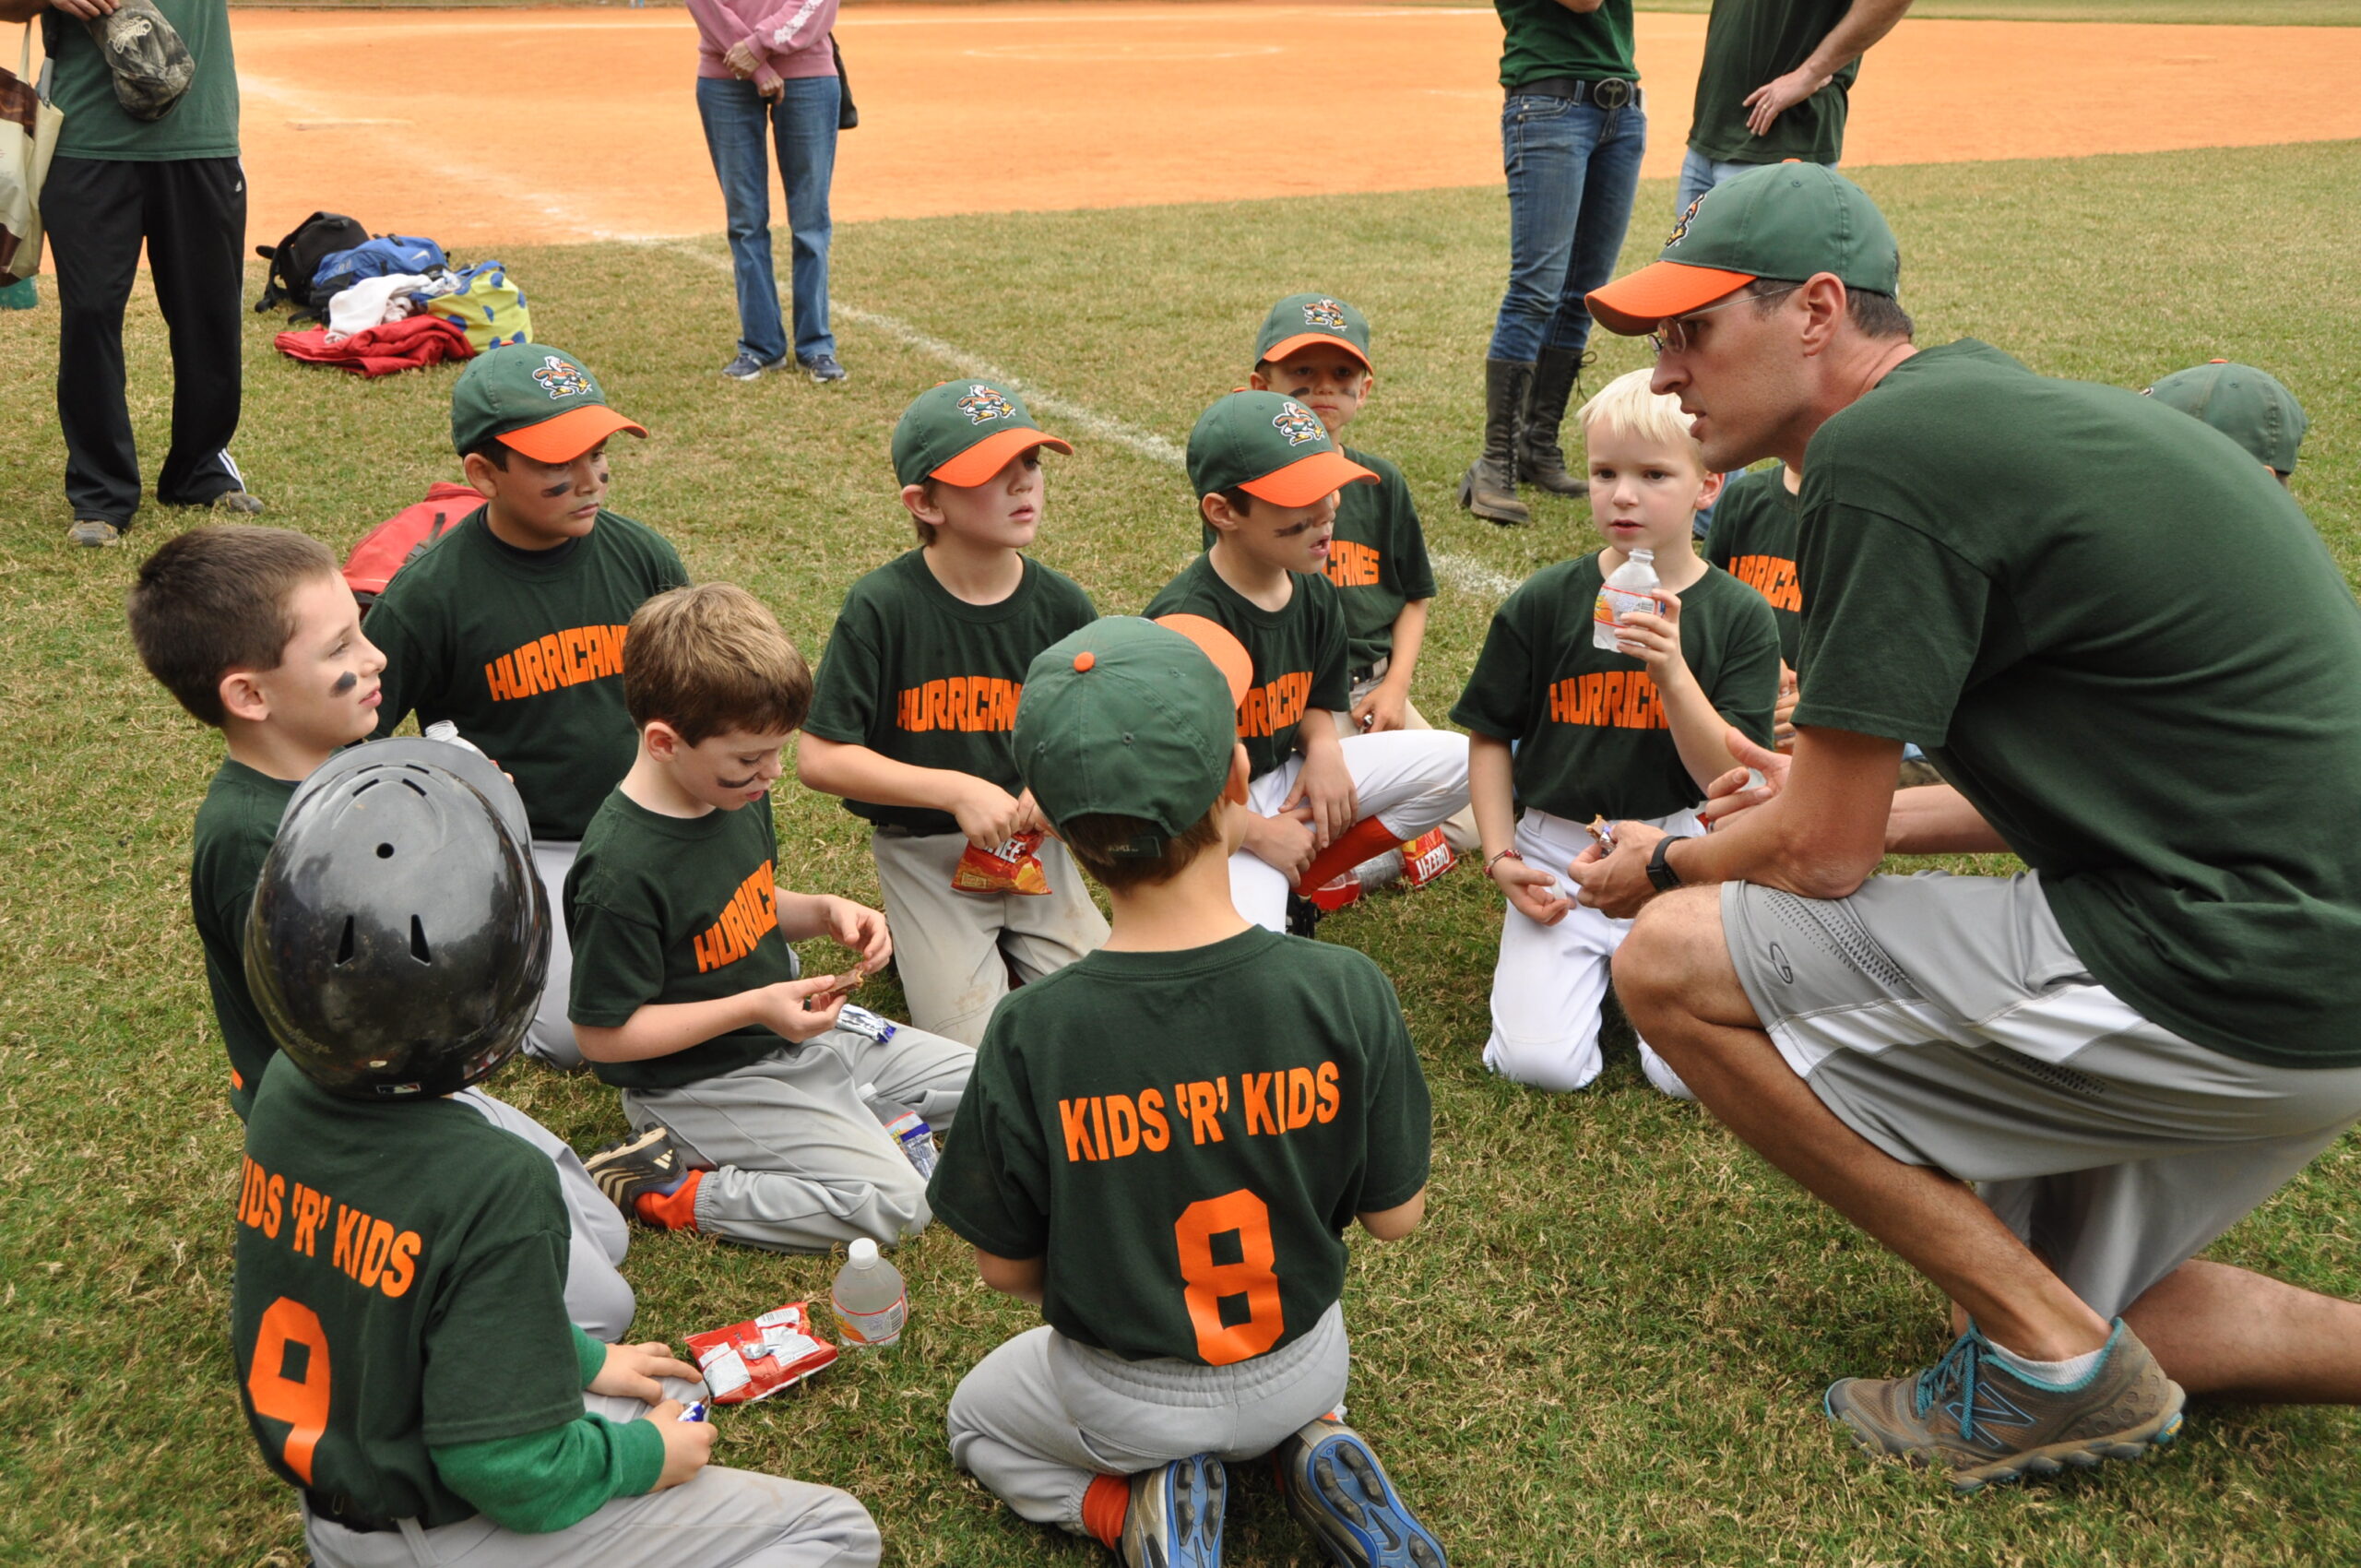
[951,831,1051,896]
[685,1301,839,1406]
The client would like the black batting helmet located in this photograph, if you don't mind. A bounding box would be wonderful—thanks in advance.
[244,738,550,1099]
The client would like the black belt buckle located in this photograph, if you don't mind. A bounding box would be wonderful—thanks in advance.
[1590,78,1634,111]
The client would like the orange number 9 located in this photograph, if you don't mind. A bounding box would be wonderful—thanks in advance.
[1173,1189,1284,1367]
[247,1296,333,1485]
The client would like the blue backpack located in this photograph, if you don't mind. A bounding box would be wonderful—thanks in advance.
[310,234,448,300]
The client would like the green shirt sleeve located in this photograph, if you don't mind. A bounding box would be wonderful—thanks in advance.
[1351,967,1432,1216]
[1307,579,1352,715]
[432,1412,666,1535]
[571,1324,609,1385]
[1701,586,1784,751]
[366,599,435,740]
[1793,507,1991,745]
[1387,479,1437,605]
[802,609,884,748]
[926,1038,1051,1263]
[565,897,670,1030]
[1450,591,1535,742]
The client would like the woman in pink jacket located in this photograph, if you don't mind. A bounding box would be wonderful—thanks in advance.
[687,0,846,382]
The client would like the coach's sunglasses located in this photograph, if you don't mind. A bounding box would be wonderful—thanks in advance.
[1648,284,1800,357]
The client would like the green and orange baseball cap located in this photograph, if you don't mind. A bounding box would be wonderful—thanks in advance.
[450,345,647,462]
[1256,292,1372,372]
[2143,361,2308,475]
[1187,390,1375,505]
[1586,162,1902,337]
[893,379,1074,487]
[1014,615,1252,854]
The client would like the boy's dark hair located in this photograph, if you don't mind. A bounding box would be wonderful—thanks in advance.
[624,582,813,745]
[908,478,940,548]
[1057,803,1227,892]
[1202,485,1256,526]
[1747,276,1913,340]
[126,526,343,728]
[462,437,514,472]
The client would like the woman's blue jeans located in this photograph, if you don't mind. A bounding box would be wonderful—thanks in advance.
[695,73,839,364]
[1487,92,1646,364]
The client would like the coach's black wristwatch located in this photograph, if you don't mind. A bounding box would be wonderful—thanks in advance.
[1645,833,1696,894]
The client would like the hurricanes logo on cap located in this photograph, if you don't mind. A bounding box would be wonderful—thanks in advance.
[532,357,590,400]
[1301,298,1348,332]
[1665,193,1708,249]
[955,385,1016,425]
[1273,401,1325,446]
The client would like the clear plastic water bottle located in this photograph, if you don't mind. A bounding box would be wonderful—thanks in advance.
[1593,547,1660,652]
[830,1238,908,1349]
[860,1081,936,1179]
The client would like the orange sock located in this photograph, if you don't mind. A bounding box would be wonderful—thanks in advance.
[1296,815,1403,894]
[634,1169,703,1231]
[1081,1473,1130,1550]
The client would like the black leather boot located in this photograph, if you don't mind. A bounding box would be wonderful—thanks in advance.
[1517,347,1593,495]
[1458,358,1533,526]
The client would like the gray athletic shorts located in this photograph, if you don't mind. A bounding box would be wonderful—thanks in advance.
[1721,870,2361,1319]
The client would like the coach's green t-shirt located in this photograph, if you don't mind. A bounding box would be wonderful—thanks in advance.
[1145,555,1351,782]
[1202,448,1437,673]
[190,759,296,1121]
[46,0,240,161]
[1495,0,1637,89]
[566,790,801,1091]
[231,1060,652,1527]
[1687,0,1857,165]
[928,926,1431,1364]
[1793,339,2361,1070]
[368,509,688,842]
[804,550,1097,836]
[1453,554,1779,822]
[1707,469,1804,666]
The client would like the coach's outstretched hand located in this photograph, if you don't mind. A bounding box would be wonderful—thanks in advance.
[1698,728,1786,830]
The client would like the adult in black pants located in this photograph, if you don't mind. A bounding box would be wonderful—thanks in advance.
[2,0,257,545]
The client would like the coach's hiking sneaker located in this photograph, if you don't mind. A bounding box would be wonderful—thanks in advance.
[1824,1320,2185,1492]
[68,518,125,547]
[1121,1453,1225,1568]
[586,1125,693,1216]
[1275,1418,1445,1568]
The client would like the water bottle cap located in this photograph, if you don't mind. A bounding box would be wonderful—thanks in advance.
[1630,548,1654,562]
[848,1237,880,1267]
[857,1082,879,1099]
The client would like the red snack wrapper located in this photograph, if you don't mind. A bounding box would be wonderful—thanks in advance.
[1399,828,1456,889]
[951,830,1051,896]
[685,1301,838,1406]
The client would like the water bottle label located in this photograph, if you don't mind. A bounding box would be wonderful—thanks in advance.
[832,1291,908,1347]
[1593,587,1656,648]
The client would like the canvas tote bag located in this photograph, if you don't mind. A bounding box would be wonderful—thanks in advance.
[1,23,64,282]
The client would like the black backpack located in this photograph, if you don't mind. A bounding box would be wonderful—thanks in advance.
[254,211,368,315]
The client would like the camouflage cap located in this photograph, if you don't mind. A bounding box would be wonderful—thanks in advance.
[86,0,194,124]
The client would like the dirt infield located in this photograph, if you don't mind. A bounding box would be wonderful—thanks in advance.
[209,3,2361,250]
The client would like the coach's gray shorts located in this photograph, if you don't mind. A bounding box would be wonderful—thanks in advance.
[1721,870,2361,1318]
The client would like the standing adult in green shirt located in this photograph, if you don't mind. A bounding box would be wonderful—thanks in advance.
[1677,0,1912,219]
[1575,164,2361,1491]
[1461,0,1646,527]
[2,0,258,545]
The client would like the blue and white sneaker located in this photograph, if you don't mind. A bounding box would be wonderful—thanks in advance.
[720,350,788,381]
[1120,1453,1224,1568]
[1275,1418,1444,1568]
[801,352,848,384]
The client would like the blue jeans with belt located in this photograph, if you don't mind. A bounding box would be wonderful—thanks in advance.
[1487,92,1646,364]
[695,73,839,365]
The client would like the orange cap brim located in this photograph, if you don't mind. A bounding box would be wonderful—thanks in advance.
[1260,332,1371,373]
[498,404,649,463]
[932,425,1074,486]
[1237,450,1377,508]
[1584,262,1758,337]
[1152,612,1253,708]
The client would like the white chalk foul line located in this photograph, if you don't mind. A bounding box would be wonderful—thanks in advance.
[646,237,1519,600]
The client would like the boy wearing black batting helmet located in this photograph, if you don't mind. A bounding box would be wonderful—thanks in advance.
[232,740,879,1566]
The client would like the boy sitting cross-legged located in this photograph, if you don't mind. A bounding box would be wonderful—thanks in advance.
[1145,390,1470,934]
[796,380,1105,1047]
[1453,368,1780,1097]
[931,614,1446,1568]
[569,583,974,1251]
[128,526,636,1341]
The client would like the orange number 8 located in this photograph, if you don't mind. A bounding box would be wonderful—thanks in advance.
[247,1297,333,1485]
[1173,1189,1284,1367]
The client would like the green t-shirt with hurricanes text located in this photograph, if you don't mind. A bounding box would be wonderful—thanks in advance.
[804,550,1097,836]
[190,759,297,1121]
[565,790,801,1091]
[928,927,1431,1364]
[1453,554,1779,822]
[1792,339,2361,1069]
[1707,468,1804,666]
[368,509,688,842]
[1495,0,1636,89]
[47,0,240,160]
[1144,555,1351,782]
[1687,0,1858,165]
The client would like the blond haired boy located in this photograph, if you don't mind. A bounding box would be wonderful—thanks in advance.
[1453,369,1779,1094]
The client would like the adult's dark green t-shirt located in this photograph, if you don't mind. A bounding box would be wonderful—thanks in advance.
[928,926,1431,1364]
[1144,555,1351,782]
[368,509,688,841]
[231,1058,588,1527]
[190,758,296,1121]
[1202,448,1437,672]
[46,0,240,161]
[1707,468,1804,665]
[1453,554,1779,821]
[1687,0,1857,165]
[566,790,801,1091]
[1496,0,1637,88]
[1792,339,2361,1069]
[804,550,1097,836]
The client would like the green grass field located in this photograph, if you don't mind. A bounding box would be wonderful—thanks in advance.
[4,137,2359,1566]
